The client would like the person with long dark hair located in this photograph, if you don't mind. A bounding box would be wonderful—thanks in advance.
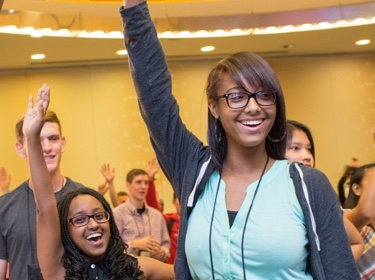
[23,84,174,280]
[285,120,364,261]
[119,1,360,279]
[344,163,375,279]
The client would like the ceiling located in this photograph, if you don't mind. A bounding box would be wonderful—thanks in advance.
[1,0,375,71]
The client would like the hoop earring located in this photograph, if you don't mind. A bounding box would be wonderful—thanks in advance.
[215,118,222,143]
[267,131,286,143]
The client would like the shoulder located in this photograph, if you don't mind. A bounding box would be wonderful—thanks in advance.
[147,206,164,217]
[289,163,331,189]
[290,163,338,211]
[113,202,129,215]
[164,213,179,223]
[65,177,87,189]
[0,183,29,210]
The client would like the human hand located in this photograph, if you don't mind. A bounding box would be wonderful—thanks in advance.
[147,158,159,179]
[97,182,109,195]
[351,157,359,167]
[132,236,161,253]
[149,246,166,261]
[124,0,145,9]
[23,84,50,139]
[100,164,115,183]
[0,167,11,194]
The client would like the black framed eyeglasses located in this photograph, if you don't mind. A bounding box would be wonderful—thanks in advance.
[217,90,276,109]
[67,212,110,227]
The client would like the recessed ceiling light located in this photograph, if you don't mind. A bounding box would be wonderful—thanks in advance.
[201,46,215,52]
[116,49,128,55]
[31,54,45,60]
[355,39,370,46]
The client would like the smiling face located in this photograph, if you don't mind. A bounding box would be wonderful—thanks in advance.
[209,73,276,151]
[17,122,66,175]
[67,194,110,263]
[127,174,149,205]
[285,129,314,167]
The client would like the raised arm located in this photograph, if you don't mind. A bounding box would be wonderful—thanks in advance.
[120,0,207,193]
[0,167,10,195]
[100,163,119,207]
[23,85,65,279]
[145,158,162,212]
[123,0,144,8]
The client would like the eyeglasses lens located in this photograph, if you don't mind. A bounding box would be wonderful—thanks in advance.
[228,91,275,108]
[70,212,110,227]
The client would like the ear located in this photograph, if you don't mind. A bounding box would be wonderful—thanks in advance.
[126,182,131,190]
[208,98,220,119]
[61,136,66,153]
[352,183,362,196]
[15,142,26,158]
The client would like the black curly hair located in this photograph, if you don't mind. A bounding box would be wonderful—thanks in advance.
[57,187,145,280]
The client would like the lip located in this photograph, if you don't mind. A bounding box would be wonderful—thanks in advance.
[238,118,265,131]
[85,232,104,247]
[44,155,55,163]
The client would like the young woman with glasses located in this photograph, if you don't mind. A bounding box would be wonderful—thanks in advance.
[120,1,360,279]
[23,85,174,280]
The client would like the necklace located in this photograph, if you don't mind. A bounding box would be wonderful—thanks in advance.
[208,156,270,280]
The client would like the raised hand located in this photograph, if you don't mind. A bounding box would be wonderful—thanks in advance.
[0,167,11,194]
[23,84,50,138]
[147,158,159,179]
[97,182,109,195]
[100,164,115,183]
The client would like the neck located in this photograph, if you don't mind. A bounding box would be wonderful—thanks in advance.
[28,170,65,193]
[223,146,271,176]
[129,197,145,209]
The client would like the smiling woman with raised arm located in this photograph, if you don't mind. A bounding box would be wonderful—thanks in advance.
[23,84,174,280]
[120,1,360,279]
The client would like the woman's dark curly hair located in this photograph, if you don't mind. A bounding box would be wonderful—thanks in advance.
[206,52,287,171]
[344,163,375,209]
[57,188,145,280]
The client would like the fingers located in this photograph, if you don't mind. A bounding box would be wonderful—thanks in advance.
[28,95,33,109]
[41,84,50,112]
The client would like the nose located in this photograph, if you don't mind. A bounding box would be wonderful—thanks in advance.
[41,139,52,152]
[86,216,100,229]
[244,96,261,113]
[302,149,313,163]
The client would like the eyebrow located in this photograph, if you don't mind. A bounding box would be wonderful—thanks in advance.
[226,86,242,93]
[71,207,104,216]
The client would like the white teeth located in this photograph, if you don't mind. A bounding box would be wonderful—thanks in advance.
[241,120,262,126]
[86,233,102,240]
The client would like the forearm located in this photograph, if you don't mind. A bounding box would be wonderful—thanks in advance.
[26,136,55,213]
[0,259,7,280]
[120,2,202,187]
[108,181,119,208]
[146,179,161,212]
